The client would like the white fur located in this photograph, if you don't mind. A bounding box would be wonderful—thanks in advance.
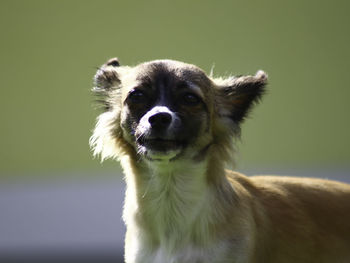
[89,111,120,161]
[122,158,242,263]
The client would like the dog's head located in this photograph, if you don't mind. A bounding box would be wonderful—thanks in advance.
[90,58,267,164]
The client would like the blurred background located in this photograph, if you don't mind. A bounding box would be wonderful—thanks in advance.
[0,0,349,262]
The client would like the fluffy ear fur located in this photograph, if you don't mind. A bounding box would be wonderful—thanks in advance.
[93,57,121,111]
[90,58,126,161]
[213,70,267,124]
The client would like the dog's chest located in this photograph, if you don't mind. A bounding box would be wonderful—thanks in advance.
[140,243,230,263]
[124,166,231,262]
[138,170,210,243]
[127,231,247,263]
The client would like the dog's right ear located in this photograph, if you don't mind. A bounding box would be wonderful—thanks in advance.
[93,57,121,110]
[214,71,267,125]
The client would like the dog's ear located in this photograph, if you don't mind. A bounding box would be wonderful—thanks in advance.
[214,70,267,124]
[90,58,125,161]
[93,58,121,110]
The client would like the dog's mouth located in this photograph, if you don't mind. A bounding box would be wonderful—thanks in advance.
[138,138,185,152]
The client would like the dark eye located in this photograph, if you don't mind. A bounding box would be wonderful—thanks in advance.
[181,93,201,106]
[127,90,147,104]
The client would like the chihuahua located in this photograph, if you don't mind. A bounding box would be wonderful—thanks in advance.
[90,58,350,263]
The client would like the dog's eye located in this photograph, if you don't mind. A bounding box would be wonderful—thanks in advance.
[127,90,147,104]
[181,93,201,106]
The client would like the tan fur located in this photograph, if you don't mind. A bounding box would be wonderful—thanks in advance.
[90,58,350,263]
[227,172,350,262]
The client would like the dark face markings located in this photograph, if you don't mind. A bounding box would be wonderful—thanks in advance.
[121,63,211,154]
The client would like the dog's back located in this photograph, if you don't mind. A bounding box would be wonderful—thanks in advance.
[229,171,350,262]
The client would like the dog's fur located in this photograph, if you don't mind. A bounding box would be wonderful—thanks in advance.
[90,58,350,263]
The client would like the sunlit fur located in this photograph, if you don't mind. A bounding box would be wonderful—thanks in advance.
[90,58,350,263]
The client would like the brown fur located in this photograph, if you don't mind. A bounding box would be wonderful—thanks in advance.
[227,172,350,262]
[90,58,350,263]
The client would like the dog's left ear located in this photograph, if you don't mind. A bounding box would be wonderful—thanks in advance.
[90,58,124,160]
[93,58,121,111]
[94,58,121,92]
[214,70,267,124]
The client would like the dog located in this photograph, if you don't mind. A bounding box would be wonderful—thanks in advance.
[90,58,350,263]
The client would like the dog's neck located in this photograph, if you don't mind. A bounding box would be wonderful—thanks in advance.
[122,151,235,251]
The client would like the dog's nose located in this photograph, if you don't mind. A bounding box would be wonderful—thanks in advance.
[149,112,172,129]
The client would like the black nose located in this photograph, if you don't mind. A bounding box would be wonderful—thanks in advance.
[149,112,172,129]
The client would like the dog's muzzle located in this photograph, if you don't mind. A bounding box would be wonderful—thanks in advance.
[136,106,184,155]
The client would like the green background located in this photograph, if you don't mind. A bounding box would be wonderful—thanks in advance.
[1,0,349,177]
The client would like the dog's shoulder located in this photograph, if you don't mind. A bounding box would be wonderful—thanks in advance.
[225,170,350,219]
[250,175,350,196]
[226,170,350,195]
[226,171,350,254]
